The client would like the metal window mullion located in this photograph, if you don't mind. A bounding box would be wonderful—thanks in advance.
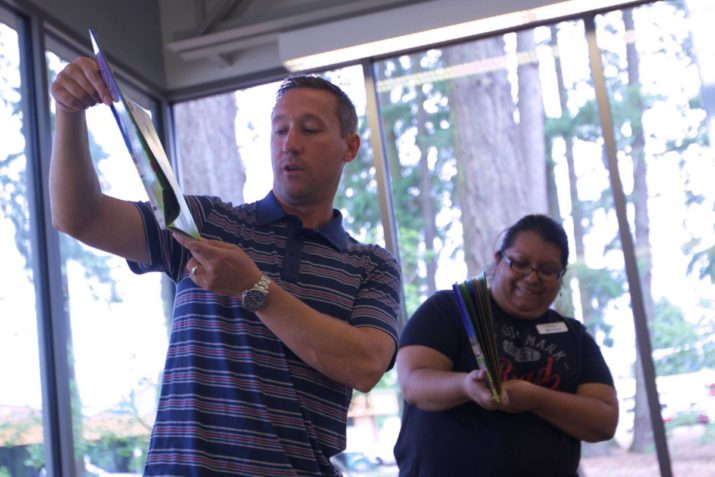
[583,12,672,477]
[21,14,77,477]
[361,60,407,330]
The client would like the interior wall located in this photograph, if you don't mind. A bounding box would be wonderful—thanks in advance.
[15,0,165,90]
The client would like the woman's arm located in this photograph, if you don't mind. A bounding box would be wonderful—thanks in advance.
[499,379,619,442]
[397,345,618,441]
[396,345,499,411]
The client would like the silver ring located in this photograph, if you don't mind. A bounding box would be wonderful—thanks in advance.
[190,265,198,277]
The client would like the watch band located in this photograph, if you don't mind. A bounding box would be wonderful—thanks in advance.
[240,274,271,312]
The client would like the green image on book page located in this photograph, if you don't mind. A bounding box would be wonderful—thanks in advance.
[89,28,199,239]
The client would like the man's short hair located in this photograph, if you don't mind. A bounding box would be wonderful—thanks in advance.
[276,75,358,137]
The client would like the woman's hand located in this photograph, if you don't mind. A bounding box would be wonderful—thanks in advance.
[464,369,510,410]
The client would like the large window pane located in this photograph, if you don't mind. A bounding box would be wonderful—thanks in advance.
[0,19,46,477]
[372,14,667,476]
[596,1,715,474]
[47,51,169,476]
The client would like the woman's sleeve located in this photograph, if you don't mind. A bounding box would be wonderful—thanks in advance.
[580,327,615,386]
[399,290,466,362]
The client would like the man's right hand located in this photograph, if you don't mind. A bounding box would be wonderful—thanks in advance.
[49,56,149,265]
[51,56,113,114]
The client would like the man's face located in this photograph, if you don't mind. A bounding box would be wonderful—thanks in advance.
[270,87,359,210]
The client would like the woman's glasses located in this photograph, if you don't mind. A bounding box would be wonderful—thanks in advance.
[500,252,565,282]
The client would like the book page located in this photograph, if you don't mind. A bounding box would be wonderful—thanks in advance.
[89,28,200,239]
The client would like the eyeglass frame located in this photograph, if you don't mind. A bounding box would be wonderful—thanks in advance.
[499,251,566,282]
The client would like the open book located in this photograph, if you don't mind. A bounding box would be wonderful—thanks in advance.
[89,28,200,239]
[452,272,503,402]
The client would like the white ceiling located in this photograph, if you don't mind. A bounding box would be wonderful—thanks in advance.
[158,0,642,93]
[159,0,435,91]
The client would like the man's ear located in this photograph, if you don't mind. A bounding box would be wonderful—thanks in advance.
[343,133,361,163]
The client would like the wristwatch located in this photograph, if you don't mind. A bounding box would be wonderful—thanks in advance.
[241,274,271,312]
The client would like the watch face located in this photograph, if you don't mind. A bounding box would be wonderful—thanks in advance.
[242,289,267,311]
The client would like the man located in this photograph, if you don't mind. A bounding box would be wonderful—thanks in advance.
[50,58,401,476]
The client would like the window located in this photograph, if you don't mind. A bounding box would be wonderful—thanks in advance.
[46,51,169,475]
[372,1,715,474]
[0,18,46,476]
[596,3,715,472]
[7,1,714,475]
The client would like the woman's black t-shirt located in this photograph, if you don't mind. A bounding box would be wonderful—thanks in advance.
[393,290,614,477]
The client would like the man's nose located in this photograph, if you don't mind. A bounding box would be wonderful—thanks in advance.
[282,127,302,153]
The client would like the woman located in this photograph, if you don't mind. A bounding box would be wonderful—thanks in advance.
[393,214,618,477]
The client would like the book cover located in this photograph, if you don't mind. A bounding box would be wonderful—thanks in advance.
[89,28,200,239]
[452,272,502,402]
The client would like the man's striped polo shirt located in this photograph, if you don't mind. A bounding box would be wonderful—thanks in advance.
[129,191,402,476]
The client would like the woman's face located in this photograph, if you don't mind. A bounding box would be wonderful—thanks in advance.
[491,230,564,319]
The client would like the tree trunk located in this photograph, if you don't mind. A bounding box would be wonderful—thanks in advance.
[517,30,548,213]
[416,72,438,294]
[623,8,657,453]
[173,93,245,205]
[445,38,531,275]
[549,25,595,325]
[549,25,615,459]
[169,93,244,340]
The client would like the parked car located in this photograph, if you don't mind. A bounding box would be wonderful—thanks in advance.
[331,451,397,476]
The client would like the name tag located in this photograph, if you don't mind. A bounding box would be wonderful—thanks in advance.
[536,322,568,334]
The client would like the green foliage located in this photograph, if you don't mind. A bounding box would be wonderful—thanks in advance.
[370,53,457,302]
[0,410,42,447]
[59,235,123,302]
[546,6,713,365]
[23,444,45,471]
[651,298,703,375]
[684,240,715,283]
[0,71,32,281]
[86,433,149,474]
[702,337,715,369]
[0,56,123,302]
[372,368,397,391]
[569,262,624,344]
[701,422,715,444]
[664,410,707,430]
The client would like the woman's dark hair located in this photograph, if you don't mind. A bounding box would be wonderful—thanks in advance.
[275,75,358,137]
[499,214,569,268]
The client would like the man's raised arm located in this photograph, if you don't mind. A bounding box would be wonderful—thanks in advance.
[50,56,148,263]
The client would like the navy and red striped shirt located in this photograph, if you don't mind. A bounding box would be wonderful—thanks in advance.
[130,191,401,476]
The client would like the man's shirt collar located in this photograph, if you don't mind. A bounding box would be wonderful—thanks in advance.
[256,191,348,251]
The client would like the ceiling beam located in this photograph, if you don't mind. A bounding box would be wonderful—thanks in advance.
[193,0,243,35]
[166,0,425,64]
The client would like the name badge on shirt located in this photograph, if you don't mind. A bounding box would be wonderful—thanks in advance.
[536,322,568,334]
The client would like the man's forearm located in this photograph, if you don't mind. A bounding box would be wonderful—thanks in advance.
[50,110,103,236]
[256,283,396,392]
